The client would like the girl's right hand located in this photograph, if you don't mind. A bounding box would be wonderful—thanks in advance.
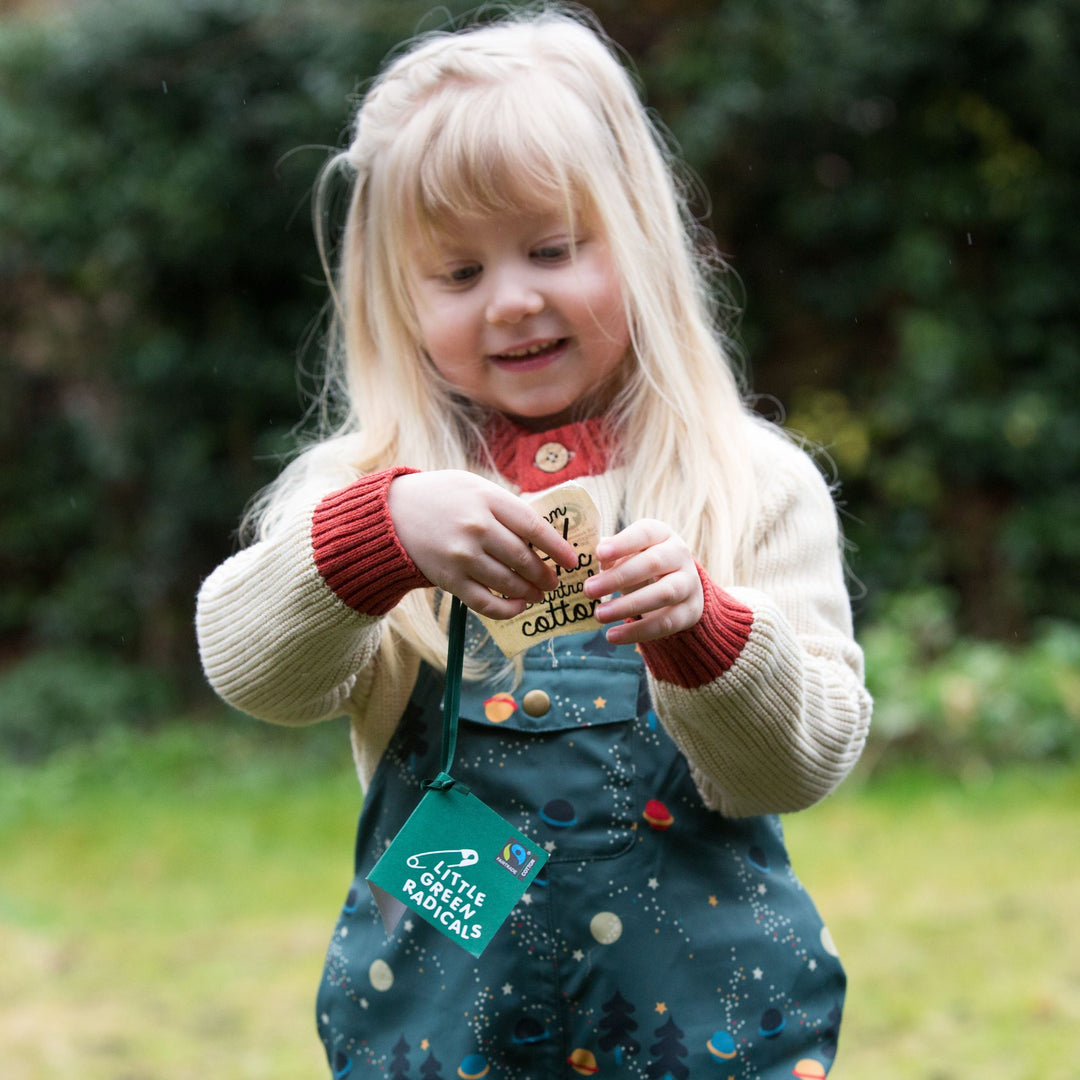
[388,470,579,619]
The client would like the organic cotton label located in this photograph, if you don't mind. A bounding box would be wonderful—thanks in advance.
[477,482,603,657]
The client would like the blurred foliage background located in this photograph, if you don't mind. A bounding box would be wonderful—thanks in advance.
[1,0,1078,768]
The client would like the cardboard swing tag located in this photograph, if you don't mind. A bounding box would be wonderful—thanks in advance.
[366,598,548,957]
[366,782,547,957]
[476,482,604,657]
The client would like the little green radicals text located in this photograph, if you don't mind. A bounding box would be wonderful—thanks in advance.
[401,861,487,944]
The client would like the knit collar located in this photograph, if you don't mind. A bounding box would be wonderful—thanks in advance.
[483,413,615,493]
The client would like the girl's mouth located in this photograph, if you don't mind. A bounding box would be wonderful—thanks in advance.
[490,338,568,371]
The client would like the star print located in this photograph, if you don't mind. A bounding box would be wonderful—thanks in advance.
[655,1002,668,1014]
[421,1039,430,1051]
[757,883,767,895]
[593,696,607,708]
[544,840,557,853]
[648,877,660,890]
[404,919,414,932]
[752,968,763,980]
[340,926,349,937]
[502,983,514,995]
[520,893,533,905]
[708,895,719,907]
[808,959,818,971]
[360,998,370,1009]
[572,949,585,961]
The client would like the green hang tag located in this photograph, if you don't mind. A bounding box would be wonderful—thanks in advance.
[366,596,548,957]
[366,782,547,957]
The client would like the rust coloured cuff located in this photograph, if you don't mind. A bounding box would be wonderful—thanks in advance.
[638,563,754,689]
[311,467,431,615]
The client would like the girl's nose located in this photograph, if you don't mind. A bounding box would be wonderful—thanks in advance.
[485,273,544,324]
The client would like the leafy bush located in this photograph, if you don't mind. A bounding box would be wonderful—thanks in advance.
[2,0,1077,765]
[1,0,467,683]
[863,591,1080,771]
[0,648,179,761]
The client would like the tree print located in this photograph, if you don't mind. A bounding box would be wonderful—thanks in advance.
[420,1050,444,1079]
[646,1015,689,1080]
[389,1034,410,1080]
[598,989,641,1065]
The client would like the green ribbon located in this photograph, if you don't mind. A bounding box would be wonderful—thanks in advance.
[422,596,470,794]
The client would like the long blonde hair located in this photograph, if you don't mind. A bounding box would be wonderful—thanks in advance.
[249,4,760,670]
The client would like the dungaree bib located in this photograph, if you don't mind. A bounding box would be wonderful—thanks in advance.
[317,619,844,1079]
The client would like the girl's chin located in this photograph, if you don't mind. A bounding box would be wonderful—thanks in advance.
[498,402,594,431]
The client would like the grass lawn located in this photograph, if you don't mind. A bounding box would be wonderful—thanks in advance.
[1,719,1077,1079]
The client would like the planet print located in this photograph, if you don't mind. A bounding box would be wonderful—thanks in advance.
[820,925,839,957]
[512,1016,550,1044]
[483,692,517,723]
[706,1029,737,1060]
[746,845,770,872]
[642,798,674,830]
[589,911,623,944]
[342,886,359,914]
[792,1060,827,1079]
[540,798,578,828]
[759,1007,785,1038]
[457,1053,490,1079]
[567,1048,600,1075]
[332,1050,353,1078]
[368,959,394,992]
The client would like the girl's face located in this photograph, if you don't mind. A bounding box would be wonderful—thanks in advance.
[406,204,631,431]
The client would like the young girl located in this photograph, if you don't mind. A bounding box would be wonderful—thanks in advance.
[196,7,872,1078]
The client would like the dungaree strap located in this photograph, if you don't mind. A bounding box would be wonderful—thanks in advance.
[422,596,471,795]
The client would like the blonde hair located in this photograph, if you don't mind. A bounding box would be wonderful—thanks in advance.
[250,4,761,670]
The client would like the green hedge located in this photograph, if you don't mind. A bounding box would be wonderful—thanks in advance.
[2,0,1077,763]
[863,593,1080,771]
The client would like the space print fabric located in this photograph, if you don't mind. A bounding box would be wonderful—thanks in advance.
[317,622,845,1079]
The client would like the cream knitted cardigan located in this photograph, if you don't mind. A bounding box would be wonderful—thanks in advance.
[195,419,871,818]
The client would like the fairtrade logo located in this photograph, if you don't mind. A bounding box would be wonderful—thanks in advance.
[502,842,527,867]
[495,838,537,880]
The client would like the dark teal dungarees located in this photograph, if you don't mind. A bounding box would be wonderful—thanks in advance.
[317,620,844,1079]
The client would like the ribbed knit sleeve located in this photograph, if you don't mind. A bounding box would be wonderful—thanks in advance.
[195,468,429,727]
[312,467,431,615]
[643,429,872,818]
[638,565,754,686]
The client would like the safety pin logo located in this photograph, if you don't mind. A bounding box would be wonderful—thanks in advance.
[406,848,479,870]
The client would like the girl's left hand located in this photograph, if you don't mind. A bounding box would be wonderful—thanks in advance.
[583,519,704,644]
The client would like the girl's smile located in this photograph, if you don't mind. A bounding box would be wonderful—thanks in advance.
[407,207,631,430]
[490,336,569,373]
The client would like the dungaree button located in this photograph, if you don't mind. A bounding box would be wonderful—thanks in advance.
[534,442,571,473]
[522,689,551,716]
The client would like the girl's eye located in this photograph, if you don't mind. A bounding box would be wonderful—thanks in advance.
[533,242,571,262]
[446,264,481,284]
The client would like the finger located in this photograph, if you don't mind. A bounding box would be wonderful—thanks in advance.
[595,519,672,567]
[491,497,578,572]
[473,552,549,605]
[586,540,682,601]
[604,609,690,645]
[482,536,562,595]
[593,571,696,625]
[453,577,530,620]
